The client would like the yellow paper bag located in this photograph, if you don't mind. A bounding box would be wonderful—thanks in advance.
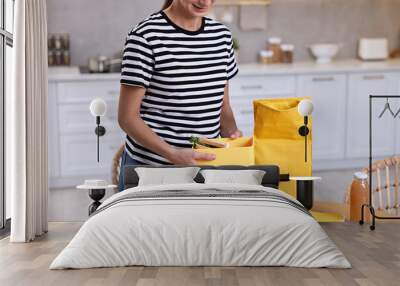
[195,137,254,166]
[253,98,312,197]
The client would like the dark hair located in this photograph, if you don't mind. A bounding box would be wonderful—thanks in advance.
[162,0,173,9]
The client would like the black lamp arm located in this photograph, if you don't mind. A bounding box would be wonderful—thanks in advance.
[94,116,106,162]
[298,116,310,162]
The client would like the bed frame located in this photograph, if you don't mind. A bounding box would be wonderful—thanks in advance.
[123,165,282,190]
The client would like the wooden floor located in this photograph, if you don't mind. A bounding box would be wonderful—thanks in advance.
[0,222,399,286]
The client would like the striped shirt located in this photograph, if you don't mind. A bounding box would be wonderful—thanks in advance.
[120,11,238,165]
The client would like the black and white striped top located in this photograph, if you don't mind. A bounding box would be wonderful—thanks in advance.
[120,11,238,165]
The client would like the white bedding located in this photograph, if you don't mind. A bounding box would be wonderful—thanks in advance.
[50,183,351,269]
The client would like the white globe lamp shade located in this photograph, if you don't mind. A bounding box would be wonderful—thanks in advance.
[298,99,314,117]
[90,98,107,117]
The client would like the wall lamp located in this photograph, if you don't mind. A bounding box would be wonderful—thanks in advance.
[89,98,107,162]
[297,99,314,162]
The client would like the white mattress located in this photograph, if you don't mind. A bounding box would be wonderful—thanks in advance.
[50,183,351,269]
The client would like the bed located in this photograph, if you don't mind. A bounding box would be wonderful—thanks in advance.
[50,165,351,269]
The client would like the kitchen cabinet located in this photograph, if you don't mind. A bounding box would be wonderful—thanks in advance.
[57,81,120,104]
[297,74,347,160]
[59,133,124,177]
[48,82,60,178]
[229,75,296,136]
[48,60,400,188]
[58,101,119,135]
[48,78,124,188]
[230,75,296,97]
[346,72,398,158]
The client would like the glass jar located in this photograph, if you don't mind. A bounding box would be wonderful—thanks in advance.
[48,34,54,50]
[55,51,63,65]
[259,50,273,64]
[63,50,71,66]
[349,172,370,222]
[54,34,62,50]
[281,44,294,63]
[48,50,55,66]
[267,37,282,63]
[61,33,70,50]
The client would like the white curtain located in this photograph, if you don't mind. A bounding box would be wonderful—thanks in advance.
[7,0,49,242]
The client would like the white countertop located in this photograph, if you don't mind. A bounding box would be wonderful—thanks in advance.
[48,69,121,82]
[237,59,400,76]
[48,59,400,81]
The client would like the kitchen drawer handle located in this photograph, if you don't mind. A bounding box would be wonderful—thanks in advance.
[241,85,263,90]
[240,110,253,115]
[312,76,335,82]
[363,75,385,81]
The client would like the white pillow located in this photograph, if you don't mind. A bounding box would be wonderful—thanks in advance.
[200,169,266,185]
[135,167,200,186]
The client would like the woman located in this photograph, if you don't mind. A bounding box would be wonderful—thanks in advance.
[118,0,241,191]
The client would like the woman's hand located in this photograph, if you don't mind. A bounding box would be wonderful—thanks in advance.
[167,148,216,165]
[229,129,243,139]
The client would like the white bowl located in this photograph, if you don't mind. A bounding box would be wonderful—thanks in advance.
[310,44,341,64]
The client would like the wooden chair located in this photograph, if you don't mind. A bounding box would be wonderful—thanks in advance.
[111,144,125,187]
[364,156,400,217]
[347,155,400,221]
[391,156,400,208]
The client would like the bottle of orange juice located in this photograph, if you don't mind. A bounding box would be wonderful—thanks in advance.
[349,172,371,222]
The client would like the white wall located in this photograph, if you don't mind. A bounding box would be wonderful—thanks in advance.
[46,0,400,66]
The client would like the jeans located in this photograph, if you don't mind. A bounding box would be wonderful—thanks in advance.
[118,150,141,192]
